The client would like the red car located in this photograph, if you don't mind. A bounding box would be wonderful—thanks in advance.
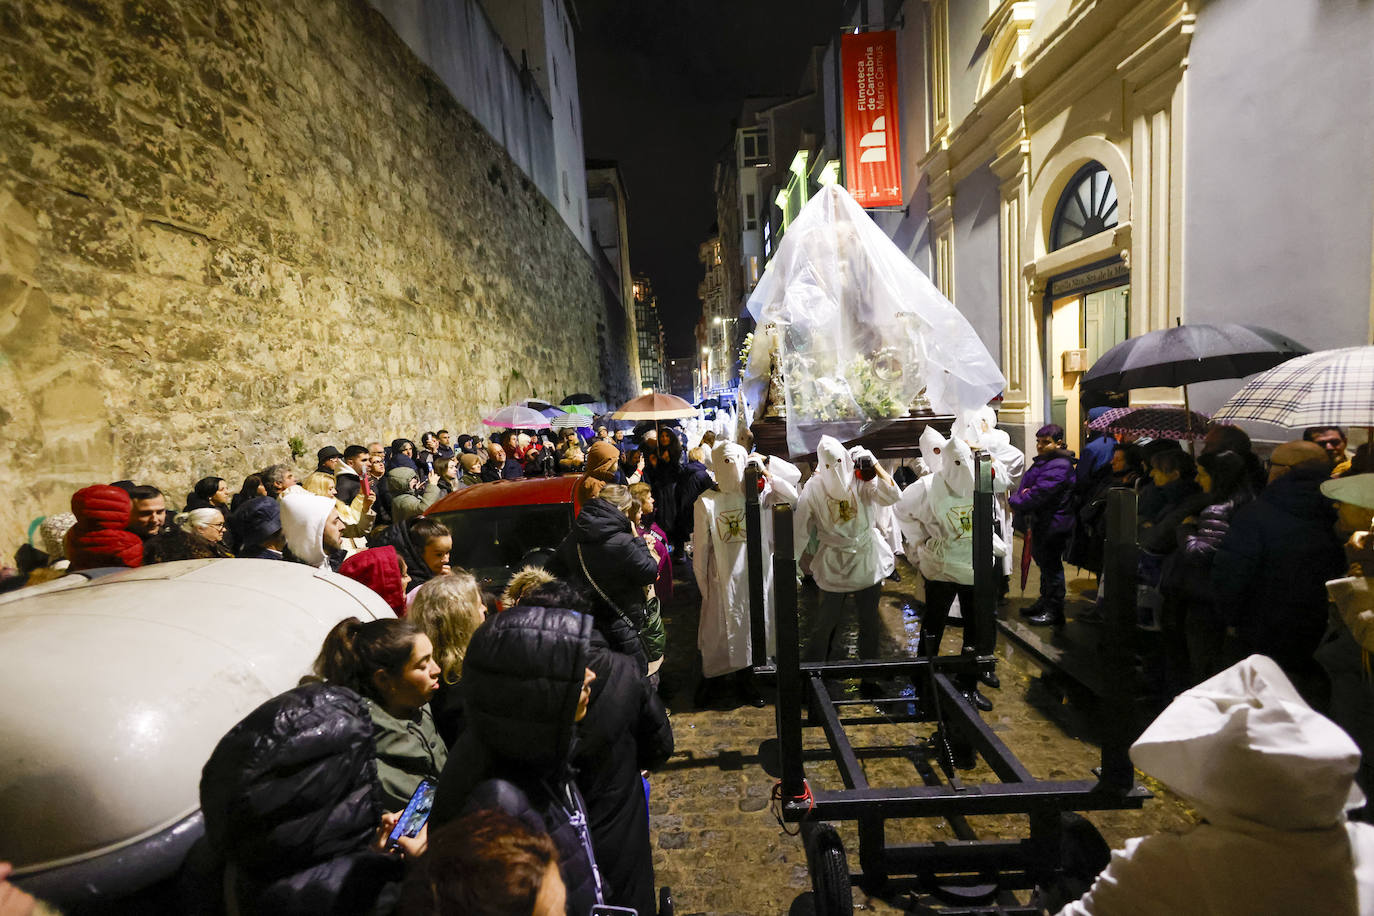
[423,475,585,590]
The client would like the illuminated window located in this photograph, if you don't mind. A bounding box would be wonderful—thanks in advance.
[748,256,759,285]
[1050,163,1118,251]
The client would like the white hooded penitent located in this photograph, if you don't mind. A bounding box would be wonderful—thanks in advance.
[1058,655,1374,915]
[692,442,798,677]
[794,435,901,593]
[741,183,1005,456]
[896,427,1005,586]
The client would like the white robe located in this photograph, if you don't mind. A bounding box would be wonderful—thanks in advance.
[795,474,901,593]
[1059,656,1374,915]
[693,468,798,677]
[896,431,1006,585]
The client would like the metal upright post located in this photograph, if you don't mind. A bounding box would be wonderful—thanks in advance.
[745,464,768,670]
[1099,487,1139,790]
[971,451,997,659]
[772,504,806,799]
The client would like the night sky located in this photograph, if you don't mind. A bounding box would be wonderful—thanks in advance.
[576,1,846,355]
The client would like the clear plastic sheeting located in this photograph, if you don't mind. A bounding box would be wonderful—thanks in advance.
[743,184,1005,456]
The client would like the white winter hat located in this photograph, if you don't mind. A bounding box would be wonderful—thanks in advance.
[279,489,335,569]
[1130,655,1363,831]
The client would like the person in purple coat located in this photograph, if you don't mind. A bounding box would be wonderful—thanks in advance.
[1009,424,1078,627]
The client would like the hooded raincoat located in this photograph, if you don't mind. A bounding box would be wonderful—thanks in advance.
[693,443,800,677]
[795,436,901,592]
[1058,655,1374,915]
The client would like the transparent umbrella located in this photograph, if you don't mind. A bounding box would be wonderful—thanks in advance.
[481,405,552,429]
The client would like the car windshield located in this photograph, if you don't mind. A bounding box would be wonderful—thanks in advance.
[429,504,573,587]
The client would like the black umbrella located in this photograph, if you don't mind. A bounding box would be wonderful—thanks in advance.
[1082,323,1308,392]
[561,393,597,405]
[1081,322,1308,451]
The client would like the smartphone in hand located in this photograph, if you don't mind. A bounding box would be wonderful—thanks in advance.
[387,779,435,851]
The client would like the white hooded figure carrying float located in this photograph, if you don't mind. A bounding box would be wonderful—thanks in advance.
[794,436,901,662]
[693,442,799,680]
[895,426,1007,706]
[741,184,1005,457]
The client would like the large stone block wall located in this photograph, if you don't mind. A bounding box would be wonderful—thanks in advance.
[0,0,633,552]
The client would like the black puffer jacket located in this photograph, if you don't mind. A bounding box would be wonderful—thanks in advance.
[199,683,401,916]
[577,635,675,914]
[1213,466,1346,666]
[552,496,658,673]
[431,606,604,916]
[1162,499,1244,605]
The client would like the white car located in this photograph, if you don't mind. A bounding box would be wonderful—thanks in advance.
[0,558,394,908]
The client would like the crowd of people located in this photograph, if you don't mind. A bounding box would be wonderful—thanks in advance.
[5,407,1374,914]
[1010,418,1371,713]
[0,420,719,916]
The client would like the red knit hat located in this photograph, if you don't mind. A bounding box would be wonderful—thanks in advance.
[67,485,144,571]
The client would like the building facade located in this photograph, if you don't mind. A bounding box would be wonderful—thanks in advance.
[370,0,592,251]
[696,235,736,398]
[633,276,668,392]
[744,0,1374,451]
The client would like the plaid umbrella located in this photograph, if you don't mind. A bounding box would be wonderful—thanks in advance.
[551,404,595,431]
[1088,405,1211,440]
[1212,345,1374,428]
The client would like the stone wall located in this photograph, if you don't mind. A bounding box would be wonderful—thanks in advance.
[0,0,634,553]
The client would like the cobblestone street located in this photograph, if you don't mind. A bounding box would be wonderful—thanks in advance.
[648,555,1195,915]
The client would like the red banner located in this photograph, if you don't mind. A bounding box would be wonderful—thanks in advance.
[841,30,903,208]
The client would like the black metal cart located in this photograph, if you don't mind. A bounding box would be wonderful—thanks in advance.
[738,438,1148,915]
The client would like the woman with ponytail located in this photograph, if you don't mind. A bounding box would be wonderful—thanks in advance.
[313,617,447,810]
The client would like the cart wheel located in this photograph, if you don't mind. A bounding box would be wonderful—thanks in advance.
[803,822,853,916]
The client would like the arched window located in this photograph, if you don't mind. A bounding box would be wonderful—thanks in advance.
[1050,162,1118,250]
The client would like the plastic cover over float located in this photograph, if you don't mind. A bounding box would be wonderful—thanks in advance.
[741,184,1005,457]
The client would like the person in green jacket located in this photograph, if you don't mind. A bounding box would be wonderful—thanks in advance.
[313,616,448,811]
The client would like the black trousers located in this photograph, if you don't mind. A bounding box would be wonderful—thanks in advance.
[919,578,978,660]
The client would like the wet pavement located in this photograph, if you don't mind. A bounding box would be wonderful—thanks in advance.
[647,552,1196,916]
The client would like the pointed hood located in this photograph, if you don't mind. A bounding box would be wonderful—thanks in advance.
[815,435,854,503]
[933,430,975,498]
[712,442,748,497]
[279,489,334,569]
[919,425,945,476]
[1130,655,1364,831]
